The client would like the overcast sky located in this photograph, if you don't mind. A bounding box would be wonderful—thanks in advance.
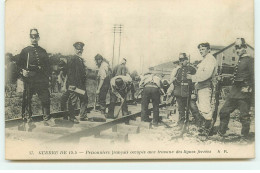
[5,0,254,73]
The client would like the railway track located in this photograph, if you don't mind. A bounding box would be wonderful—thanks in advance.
[5,99,171,144]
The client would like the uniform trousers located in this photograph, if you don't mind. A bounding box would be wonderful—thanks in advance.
[60,90,88,119]
[176,96,202,124]
[22,81,50,121]
[219,97,251,136]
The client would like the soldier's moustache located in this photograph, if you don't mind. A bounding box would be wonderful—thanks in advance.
[30,34,39,39]
[235,45,246,50]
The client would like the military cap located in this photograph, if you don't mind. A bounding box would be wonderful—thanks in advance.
[73,42,85,50]
[94,54,104,61]
[235,38,247,49]
[197,42,210,49]
[30,28,39,38]
[179,53,188,61]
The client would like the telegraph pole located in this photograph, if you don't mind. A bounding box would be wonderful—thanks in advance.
[112,24,123,68]
[112,25,116,68]
[118,24,123,64]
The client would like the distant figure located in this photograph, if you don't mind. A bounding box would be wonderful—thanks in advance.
[51,71,58,93]
[58,60,67,92]
[112,58,129,77]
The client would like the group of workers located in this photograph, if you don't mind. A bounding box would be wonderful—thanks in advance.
[17,28,254,139]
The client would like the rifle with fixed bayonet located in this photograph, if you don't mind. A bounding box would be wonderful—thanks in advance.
[181,54,191,135]
[209,53,224,135]
[22,53,33,122]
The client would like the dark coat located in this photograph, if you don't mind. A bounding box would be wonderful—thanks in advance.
[18,45,50,86]
[66,55,87,90]
[173,65,196,97]
[229,54,254,99]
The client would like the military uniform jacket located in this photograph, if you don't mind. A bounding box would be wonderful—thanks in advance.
[66,55,87,90]
[229,54,254,99]
[18,45,50,85]
[173,66,196,97]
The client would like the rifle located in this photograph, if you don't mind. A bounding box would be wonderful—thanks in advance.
[22,53,32,122]
[181,54,191,134]
[209,53,223,135]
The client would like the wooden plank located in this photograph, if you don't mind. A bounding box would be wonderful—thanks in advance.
[129,120,151,129]
[112,124,140,134]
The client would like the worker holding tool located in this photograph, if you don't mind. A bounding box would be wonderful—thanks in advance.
[94,54,111,116]
[107,74,133,119]
[60,42,88,123]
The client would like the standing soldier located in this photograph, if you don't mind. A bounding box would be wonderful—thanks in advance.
[18,28,54,125]
[217,38,254,138]
[169,53,200,129]
[60,42,89,123]
[187,43,217,135]
[139,73,164,126]
[107,75,132,118]
[94,54,111,115]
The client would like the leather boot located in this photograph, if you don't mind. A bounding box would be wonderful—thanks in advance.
[199,120,212,136]
[241,120,250,137]
[217,121,229,137]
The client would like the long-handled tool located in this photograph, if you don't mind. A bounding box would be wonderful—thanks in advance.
[93,80,99,112]
[113,94,128,119]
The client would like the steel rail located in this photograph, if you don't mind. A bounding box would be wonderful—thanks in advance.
[46,103,169,143]
[5,99,139,128]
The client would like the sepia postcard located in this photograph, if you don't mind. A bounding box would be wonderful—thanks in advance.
[5,0,255,160]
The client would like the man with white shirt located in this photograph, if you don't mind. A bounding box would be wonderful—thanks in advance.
[139,73,164,126]
[187,43,217,135]
[95,54,111,115]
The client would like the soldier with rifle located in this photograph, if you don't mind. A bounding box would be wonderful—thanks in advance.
[18,29,54,125]
[217,38,254,139]
[169,53,199,131]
